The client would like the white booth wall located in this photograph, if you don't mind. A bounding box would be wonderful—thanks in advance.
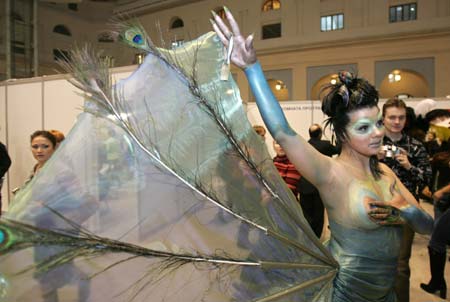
[1,70,449,212]
[0,68,134,212]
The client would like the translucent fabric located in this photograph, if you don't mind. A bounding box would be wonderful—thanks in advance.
[0,32,337,301]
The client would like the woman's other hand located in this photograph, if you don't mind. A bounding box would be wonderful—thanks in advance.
[211,7,257,69]
[366,192,408,225]
[368,200,403,225]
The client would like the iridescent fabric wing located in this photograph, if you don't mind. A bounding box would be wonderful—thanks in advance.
[0,29,337,302]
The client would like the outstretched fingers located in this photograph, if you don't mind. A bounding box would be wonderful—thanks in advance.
[211,19,229,47]
[211,7,257,69]
[211,11,232,39]
[245,34,255,52]
[224,7,241,37]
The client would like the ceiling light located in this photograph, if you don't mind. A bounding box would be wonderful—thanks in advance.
[388,70,401,83]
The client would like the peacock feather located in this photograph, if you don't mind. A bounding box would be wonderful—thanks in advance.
[111,17,152,52]
[0,18,337,302]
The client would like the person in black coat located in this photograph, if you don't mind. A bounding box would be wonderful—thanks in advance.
[0,141,12,216]
[297,124,339,237]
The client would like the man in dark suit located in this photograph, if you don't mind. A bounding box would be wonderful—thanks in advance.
[0,141,11,216]
[297,124,339,237]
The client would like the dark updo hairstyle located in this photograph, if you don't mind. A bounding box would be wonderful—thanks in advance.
[321,71,381,178]
[30,130,57,148]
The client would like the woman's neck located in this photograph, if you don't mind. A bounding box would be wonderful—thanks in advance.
[34,162,44,174]
[338,145,373,176]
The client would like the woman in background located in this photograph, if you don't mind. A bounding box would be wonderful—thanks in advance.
[27,130,91,301]
[30,130,57,179]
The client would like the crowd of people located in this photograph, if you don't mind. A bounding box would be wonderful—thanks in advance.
[251,95,450,300]
[253,102,449,301]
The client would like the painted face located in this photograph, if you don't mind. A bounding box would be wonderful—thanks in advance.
[31,136,55,165]
[383,106,406,134]
[273,141,286,157]
[346,106,385,156]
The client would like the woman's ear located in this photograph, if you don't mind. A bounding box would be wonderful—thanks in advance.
[338,133,348,144]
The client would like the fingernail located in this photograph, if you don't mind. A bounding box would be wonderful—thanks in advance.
[209,18,215,26]
[223,6,230,13]
[211,10,218,17]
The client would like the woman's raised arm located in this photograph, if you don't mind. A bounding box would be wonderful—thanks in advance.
[211,8,335,188]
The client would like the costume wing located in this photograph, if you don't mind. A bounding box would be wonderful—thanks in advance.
[0,24,337,302]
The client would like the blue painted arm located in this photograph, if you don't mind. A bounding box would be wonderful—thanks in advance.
[399,205,433,234]
[244,62,296,139]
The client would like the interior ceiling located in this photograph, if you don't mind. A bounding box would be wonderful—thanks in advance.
[39,0,205,14]
[113,0,205,15]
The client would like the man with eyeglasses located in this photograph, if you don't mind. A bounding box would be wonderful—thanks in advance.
[378,98,432,302]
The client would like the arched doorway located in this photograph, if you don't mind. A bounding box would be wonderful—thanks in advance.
[310,73,338,101]
[267,79,289,101]
[378,69,429,98]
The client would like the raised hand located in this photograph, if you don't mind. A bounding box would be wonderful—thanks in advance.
[211,7,257,69]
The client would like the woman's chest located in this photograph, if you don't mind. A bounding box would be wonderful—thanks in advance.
[337,177,395,229]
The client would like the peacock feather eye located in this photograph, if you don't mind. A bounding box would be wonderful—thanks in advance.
[0,229,6,245]
[133,34,143,45]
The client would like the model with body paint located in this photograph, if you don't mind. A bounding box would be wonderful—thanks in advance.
[211,8,433,302]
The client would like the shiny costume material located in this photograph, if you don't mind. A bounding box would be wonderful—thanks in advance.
[244,62,411,301]
[0,32,337,301]
[328,221,401,302]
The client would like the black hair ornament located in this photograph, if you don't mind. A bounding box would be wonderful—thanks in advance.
[337,71,354,107]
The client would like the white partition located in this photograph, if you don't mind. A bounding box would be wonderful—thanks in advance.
[43,78,84,133]
[0,66,138,211]
[113,71,134,83]
[6,82,43,206]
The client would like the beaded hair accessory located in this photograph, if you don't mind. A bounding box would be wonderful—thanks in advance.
[337,71,354,107]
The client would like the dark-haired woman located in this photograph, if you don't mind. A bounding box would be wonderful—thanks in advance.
[11,131,56,196]
[212,9,433,302]
[25,130,57,186]
[30,130,57,176]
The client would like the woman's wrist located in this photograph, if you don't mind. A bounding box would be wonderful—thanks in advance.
[243,61,261,74]
[398,204,433,234]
